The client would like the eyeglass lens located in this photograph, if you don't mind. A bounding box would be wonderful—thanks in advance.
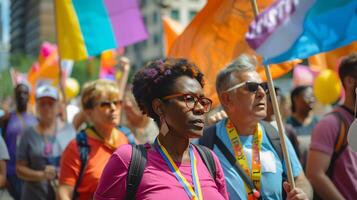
[246,82,268,93]
[183,94,211,112]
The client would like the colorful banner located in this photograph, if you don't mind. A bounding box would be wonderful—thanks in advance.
[100,49,117,80]
[246,0,357,64]
[27,42,75,103]
[55,0,148,60]
[169,0,298,106]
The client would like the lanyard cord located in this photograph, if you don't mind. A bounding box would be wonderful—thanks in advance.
[155,138,203,200]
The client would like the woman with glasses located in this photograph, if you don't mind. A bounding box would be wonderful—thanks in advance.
[58,80,134,200]
[95,58,228,200]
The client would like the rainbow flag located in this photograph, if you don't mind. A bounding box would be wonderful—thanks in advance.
[55,0,148,60]
[246,0,357,64]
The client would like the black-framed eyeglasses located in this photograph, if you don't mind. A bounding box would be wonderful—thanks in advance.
[162,93,212,113]
[225,81,268,93]
[96,100,122,109]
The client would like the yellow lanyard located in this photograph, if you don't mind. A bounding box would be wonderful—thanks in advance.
[226,120,263,199]
[156,138,203,200]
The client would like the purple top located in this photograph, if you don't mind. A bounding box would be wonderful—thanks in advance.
[5,111,37,175]
[310,106,357,199]
[95,144,229,200]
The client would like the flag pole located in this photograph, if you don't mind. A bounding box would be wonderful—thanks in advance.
[53,0,67,122]
[249,0,296,188]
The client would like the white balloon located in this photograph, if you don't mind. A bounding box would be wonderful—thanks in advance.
[347,119,357,151]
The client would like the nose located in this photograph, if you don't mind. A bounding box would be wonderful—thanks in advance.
[109,102,117,110]
[192,101,205,114]
[256,85,266,98]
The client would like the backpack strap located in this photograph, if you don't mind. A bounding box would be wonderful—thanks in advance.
[198,124,216,149]
[125,144,147,200]
[72,130,90,200]
[118,125,136,145]
[199,122,258,192]
[326,111,349,177]
[72,126,135,199]
[260,121,284,162]
[260,121,288,199]
[193,144,217,180]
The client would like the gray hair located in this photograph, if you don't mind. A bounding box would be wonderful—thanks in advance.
[216,54,258,93]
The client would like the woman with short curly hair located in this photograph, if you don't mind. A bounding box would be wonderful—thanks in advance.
[95,58,229,200]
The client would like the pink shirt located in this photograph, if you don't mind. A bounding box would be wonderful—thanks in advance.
[95,144,229,200]
[310,106,357,199]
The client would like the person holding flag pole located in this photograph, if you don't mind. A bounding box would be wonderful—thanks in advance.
[199,53,311,200]
[248,0,297,191]
[199,0,314,199]
[245,0,357,199]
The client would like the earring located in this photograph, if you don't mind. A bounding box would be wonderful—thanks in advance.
[160,116,169,136]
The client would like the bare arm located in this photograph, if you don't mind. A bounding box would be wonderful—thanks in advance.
[122,98,149,129]
[16,161,56,182]
[57,184,74,200]
[117,57,131,101]
[295,172,313,200]
[0,160,6,187]
[306,150,345,200]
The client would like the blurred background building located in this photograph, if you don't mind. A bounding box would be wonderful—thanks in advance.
[10,0,55,56]
[125,0,206,69]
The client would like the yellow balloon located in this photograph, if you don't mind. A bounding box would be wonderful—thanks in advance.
[65,78,80,100]
[115,71,122,80]
[313,69,342,104]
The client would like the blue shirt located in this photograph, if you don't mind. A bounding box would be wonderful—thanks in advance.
[214,119,302,200]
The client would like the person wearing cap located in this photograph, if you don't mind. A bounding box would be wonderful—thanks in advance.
[16,85,76,200]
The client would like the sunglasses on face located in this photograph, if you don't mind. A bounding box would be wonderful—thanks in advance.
[225,81,268,93]
[162,93,213,113]
[96,100,122,109]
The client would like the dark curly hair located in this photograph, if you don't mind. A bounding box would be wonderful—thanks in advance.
[132,58,205,124]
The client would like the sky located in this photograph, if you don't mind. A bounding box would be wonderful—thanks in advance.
[1,0,9,43]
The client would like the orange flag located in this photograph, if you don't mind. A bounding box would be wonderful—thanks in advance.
[162,17,184,56]
[309,41,357,72]
[27,43,60,104]
[169,0,299,106]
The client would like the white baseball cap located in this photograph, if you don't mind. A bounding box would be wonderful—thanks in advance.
[36,85,59,100]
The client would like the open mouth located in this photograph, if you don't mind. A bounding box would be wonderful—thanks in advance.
[190,119,205,129]
[256,102,265,107]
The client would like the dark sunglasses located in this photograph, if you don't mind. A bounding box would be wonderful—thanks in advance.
[225,81,268,93]
[162,93,212,113]
[96,100,122,109]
